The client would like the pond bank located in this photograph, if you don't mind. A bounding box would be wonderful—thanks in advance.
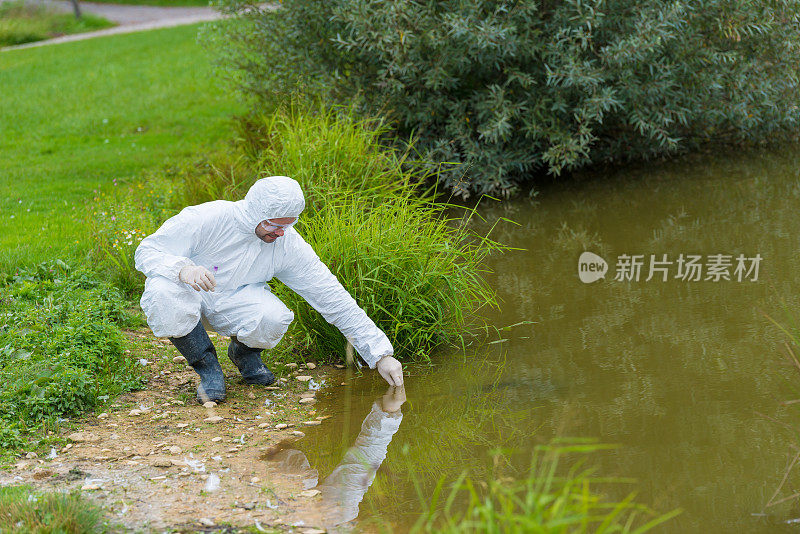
[0,326,349,532]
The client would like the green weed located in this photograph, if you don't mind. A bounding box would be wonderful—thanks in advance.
[0,262,145,450]
[0,485,111,533]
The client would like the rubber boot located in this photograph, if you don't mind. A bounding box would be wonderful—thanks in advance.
[227,337,276,386]
[169,321,226,403]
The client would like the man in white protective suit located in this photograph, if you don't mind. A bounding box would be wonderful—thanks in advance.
[134,176,404,403]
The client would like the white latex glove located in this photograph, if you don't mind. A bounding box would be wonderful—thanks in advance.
[179,265,216,292]
[376,355,403,386]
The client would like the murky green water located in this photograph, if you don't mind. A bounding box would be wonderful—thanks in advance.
[284,148,800,532]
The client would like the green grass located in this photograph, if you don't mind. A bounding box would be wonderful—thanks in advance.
[0,22,242,272]
[0,1,114,47]
[0,485,111,533]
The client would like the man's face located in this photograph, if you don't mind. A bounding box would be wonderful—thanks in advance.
[254,217,297,244]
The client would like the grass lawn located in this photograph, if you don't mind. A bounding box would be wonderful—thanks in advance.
[0,23,242,271]
[0,1,114,47]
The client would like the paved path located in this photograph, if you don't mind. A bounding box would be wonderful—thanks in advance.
[2,1,277,51]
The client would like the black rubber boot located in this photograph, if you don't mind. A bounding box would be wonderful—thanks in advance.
[169,321,226,403]
[227,337,276,386]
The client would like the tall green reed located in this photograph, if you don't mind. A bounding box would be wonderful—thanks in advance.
[411,440,681,533]
[276,192,505,360]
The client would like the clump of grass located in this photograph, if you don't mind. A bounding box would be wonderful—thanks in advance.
[0,485,109,533]
[0,1,114,47]
[412,440,681,533]
[276,192,505,361]
[172,97,425,209]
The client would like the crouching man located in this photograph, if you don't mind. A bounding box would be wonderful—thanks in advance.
[134,176,403,403]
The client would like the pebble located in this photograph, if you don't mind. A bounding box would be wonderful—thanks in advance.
[275,423,288,430]
[68,432,100,443]
[243,502,256,510]
[299,398,317,405]
[334,364,346,369]
[25,452,37,459]
[247,392,256,399]
[205,416,224,423]
[97,413,108,419]
[81,484,101,491]
[279,378,288,384]
[150,475,167,481]
[296,375,313,382]
[306,362,317,369]
[300,392,316,399]
[258,423,269,428]
[302,420,322,426]
[300,489,321,498]
[167,446,182,455]
[176,423,189,428]
[151,458,172,467]
[291,431,305,438]
[173,356,186,364]
[285,363,298,369]
[203,401,217,409]
[250,476,260,483]
[265,386,281,390]
[227,448,239,453]
[211,437,223,442]
[199,518,215,527]
[129,409,142,416]
[317,415,331,420]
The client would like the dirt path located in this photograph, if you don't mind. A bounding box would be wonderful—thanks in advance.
[0,329,345,532]
[2,1,277,51]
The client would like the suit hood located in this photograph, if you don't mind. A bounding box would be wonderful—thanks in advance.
[232,176,306,233]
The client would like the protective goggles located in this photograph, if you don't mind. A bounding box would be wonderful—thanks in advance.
[258,219,297,233]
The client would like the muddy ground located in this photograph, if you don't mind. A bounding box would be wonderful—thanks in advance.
[0,329,354,533]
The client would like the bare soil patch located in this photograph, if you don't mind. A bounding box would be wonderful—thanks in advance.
[0,328,344,532]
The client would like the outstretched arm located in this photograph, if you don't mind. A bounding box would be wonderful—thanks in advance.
[274,236,397,371]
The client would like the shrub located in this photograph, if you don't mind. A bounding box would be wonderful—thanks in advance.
[212,0,800,198]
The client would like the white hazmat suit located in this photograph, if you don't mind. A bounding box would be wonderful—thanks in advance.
[134,176,395,370]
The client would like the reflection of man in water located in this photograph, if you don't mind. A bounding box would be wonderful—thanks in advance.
[267,386,405,526]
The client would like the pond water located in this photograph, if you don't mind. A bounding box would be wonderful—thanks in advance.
[282,148,800,532]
